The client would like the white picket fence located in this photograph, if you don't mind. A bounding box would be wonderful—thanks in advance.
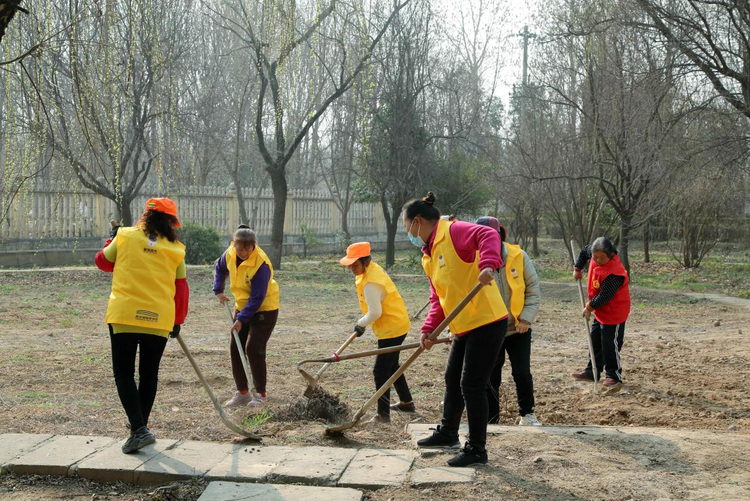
[0,185,388,240]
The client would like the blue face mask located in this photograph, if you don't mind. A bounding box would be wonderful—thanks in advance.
[408,220,426,247]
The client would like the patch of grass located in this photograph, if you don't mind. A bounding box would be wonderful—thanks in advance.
[9,355,34,363]
[34,402,56,409]
[20,392,49,399]
[61,317,73,328]
[82,355,107,362]
[242,408,274,429]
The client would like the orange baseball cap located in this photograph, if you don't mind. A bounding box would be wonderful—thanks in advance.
[340,242,371,266]
[145,197,181,227]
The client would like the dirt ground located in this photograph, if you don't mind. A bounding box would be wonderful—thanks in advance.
[1,264,749,500]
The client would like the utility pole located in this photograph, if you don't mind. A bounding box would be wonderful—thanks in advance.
[513,25,536,133]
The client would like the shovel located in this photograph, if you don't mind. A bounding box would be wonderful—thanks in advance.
[224,301,258,401]
[301,330,359,398]
[570,240,601,395]
[173,333,261,440]
[325,281,486,435]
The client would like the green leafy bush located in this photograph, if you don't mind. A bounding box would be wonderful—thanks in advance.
[180,222,225,264]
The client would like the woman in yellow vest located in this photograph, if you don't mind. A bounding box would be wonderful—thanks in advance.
[339,242,413,424]
[95,198,189,454]
[214,225,279,408]
[476,217,542,426]
[404,192,508,467]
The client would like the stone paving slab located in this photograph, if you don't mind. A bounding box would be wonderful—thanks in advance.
[74,438,179,483]
[134,440,235,485]
[409,466,477,487]
[198,481,363,501]
[0,433,53,466]
[5,435,116,476]
[205,445,293,482]
[269,446,358,487]
[337,448,416,489]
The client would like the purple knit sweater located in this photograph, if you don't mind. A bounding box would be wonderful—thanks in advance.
[213,251,271,324]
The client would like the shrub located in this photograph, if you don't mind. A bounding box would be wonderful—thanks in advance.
[180,222,225,264]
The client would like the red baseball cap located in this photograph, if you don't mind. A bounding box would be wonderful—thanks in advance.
[145,198,181,227]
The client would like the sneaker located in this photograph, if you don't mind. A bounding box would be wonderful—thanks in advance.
[519,413,542,426]
[416,425,460,448]
[368,413,391,424]
[247,395,267,408]
[225,391,253,407]
[571,371,595,381]
[390,401,416,413]
[447,443,488,467]
[121,426,155,454]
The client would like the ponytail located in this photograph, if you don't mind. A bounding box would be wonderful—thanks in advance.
[403,191,441,221]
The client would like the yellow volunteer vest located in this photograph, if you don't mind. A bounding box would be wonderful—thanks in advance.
[422,220,508,335]
[226,244,280,312]
[105,226,185,331]
[503,243,526,326]
[355,262,411,340]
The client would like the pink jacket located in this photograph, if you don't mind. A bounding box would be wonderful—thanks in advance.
[421,221,504,335]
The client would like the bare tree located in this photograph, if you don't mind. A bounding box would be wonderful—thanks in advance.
[636,0,750,120]
[212,0,410,268]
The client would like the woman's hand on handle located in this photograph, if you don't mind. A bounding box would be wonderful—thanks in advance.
[420,332,435,351]
[573,269,582,280]
[230,320,243,335]
[478,267,495,285]
[216,293,231,305]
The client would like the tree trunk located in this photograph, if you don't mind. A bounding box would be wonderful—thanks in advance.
[380,193,397,268]
[231,172,250,226]
[531,211,540,257]
[642,220,650,263]
[619,215,632,275]
[116,196,134,227]
[268,167,288,268]
[341,204,351,243]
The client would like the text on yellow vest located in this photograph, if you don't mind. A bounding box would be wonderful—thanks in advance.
[503,243,526,326]
[105,226,185,331]
[226,244,280,312]
[356,262,411,340]
[422,220,508,335]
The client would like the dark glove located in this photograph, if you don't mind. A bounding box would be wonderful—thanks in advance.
[110,225,121,239]
[354,324,366,337]
[169,324,181,338]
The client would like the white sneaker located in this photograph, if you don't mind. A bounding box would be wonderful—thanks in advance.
[225,391,252,407]
[248,395,267,408]
[519,413,542,426]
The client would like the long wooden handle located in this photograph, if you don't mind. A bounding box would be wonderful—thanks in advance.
[301,337,451,365]
[570,240,600,393]
[314,331,359,379]
[225,301,258,399]
[175,334,260,440]
[343,282,486,427]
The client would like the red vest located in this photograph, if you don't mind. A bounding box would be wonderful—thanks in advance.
[588,254,630,325]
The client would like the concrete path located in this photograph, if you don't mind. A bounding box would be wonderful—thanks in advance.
[0,433,426,499]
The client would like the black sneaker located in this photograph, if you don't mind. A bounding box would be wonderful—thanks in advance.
[416,426,460,448]
[121,426,156,454]
[447,443,488,467]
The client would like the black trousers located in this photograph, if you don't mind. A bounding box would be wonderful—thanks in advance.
[584,319,625,381]
[109,328,168,431]
[487,330,535,423]
[441,319,506,450]
[374,334,412,416]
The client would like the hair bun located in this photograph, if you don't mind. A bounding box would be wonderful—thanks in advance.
[423,191,436,205]
[237,224,250,229]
